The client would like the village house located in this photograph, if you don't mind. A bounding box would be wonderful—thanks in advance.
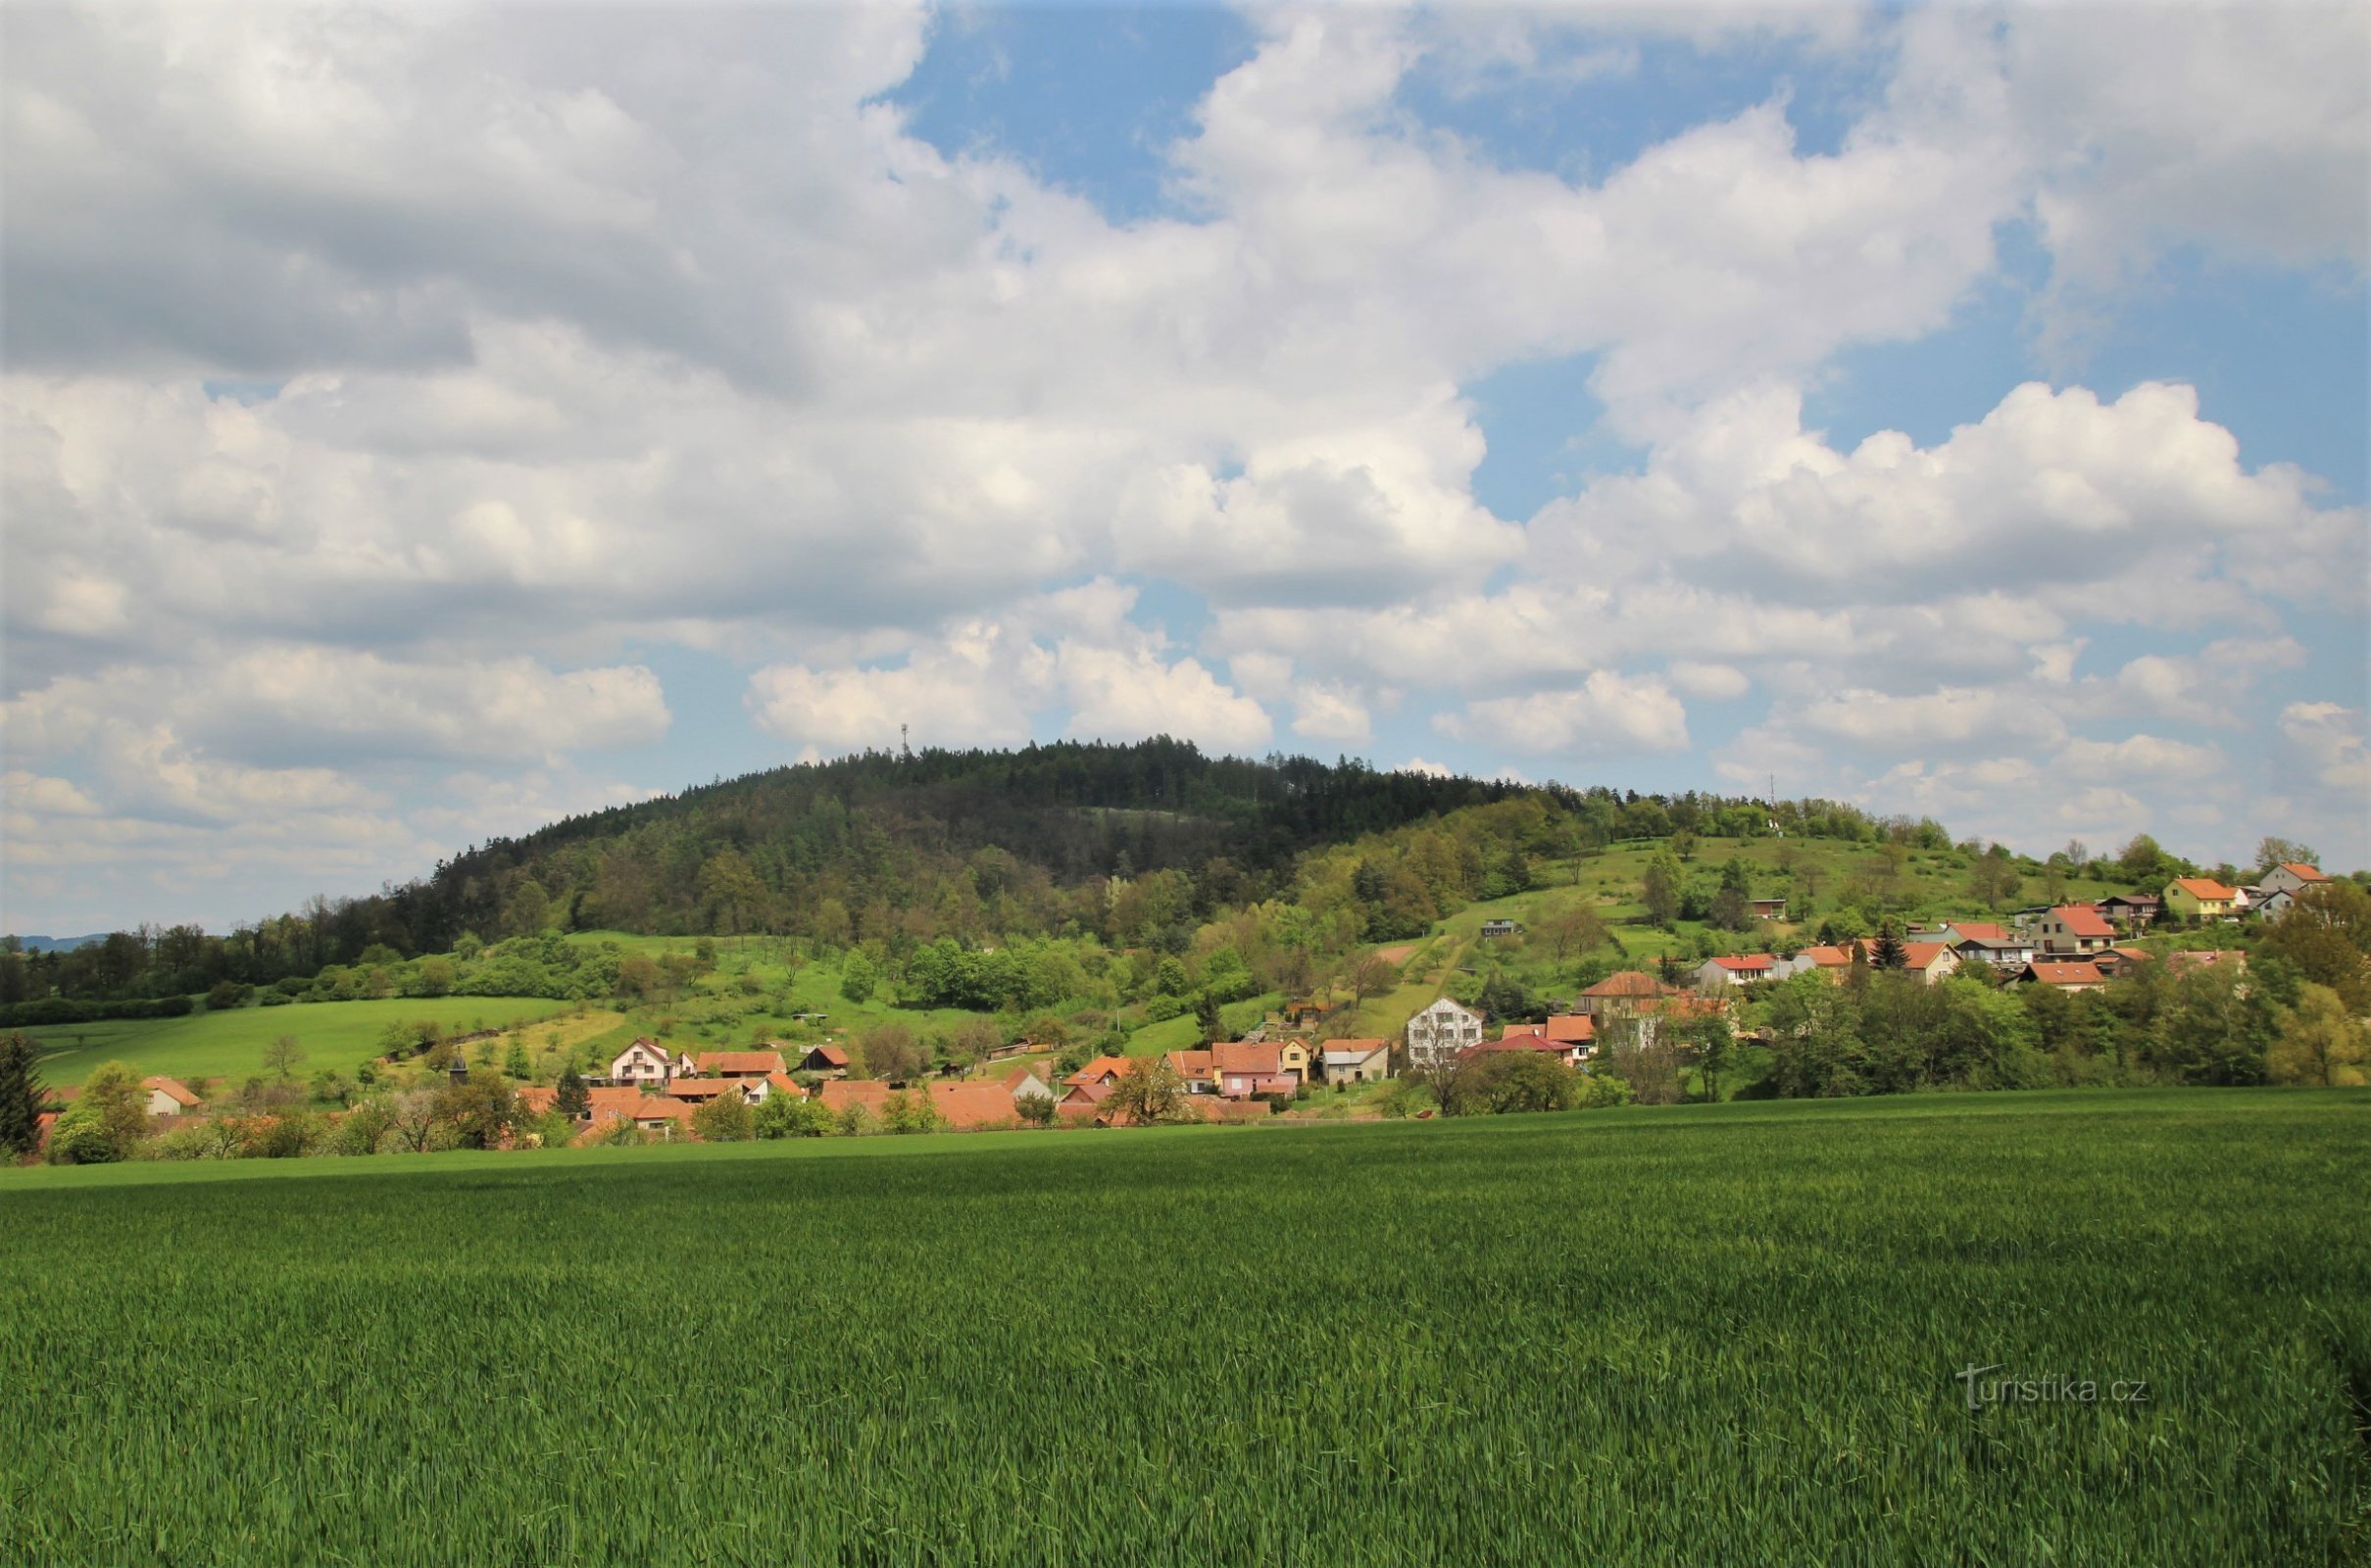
[798,1044,853,1078]
[2036,906,2115,956]
[1895,942,1961,985]
[1477,918,1523,939]
[1272,1038,1312,1084]
[929,1081,1020,1131]
[585,1085,695,1137]
[1780,945,1854,980]
[1404,997,1485,1070]
[2093,948,2152,980]
[1211,1042,1296,1099]
[2010,960,2109,992]
[1692,954,1779,989]
[1000,1065,1057,1104]
[1477,1026,1590,1069]
[2253,885,2310,917]
[696,1051,787,1080]
[1318,1039,1391,1085]
[1575,971,1677,1016]
[608,1038,694,1087]
[2095,894,2160,928]
[1938,921,2036,971]
[143,1077,201,1117]
[1161,1050,1218,1094]
[1064,1055,1135,1089]
[817,1079,894,1119]
[1749,897,1788,921]
[666,1076,774,1108]
[2256,862,2329,899]
[2162,878,2240,921]
[1540,1013,1598,1058]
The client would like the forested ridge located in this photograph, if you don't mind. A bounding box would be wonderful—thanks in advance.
[6,738,1911,1004]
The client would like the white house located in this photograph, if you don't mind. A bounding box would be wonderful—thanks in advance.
[609,1038,693,1087]
[1000,1066,1057,1104]
[1692,955,1780,989]
[143,1077,201,1116]
[1405,998,1484,1071]
[2258,862,2330,899]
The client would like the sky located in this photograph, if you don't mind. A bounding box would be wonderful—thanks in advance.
[2,1,2365,937]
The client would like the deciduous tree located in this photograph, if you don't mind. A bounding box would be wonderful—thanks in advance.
[1106,1054,1192,1125]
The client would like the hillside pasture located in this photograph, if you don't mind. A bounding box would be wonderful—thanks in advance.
[3,1090,2363,1564]
[19,995,577,1091]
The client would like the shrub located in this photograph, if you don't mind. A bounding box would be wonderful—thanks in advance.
[48,1122,121,1165]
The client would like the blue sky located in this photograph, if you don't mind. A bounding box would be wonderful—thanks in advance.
[2,1,2364,934]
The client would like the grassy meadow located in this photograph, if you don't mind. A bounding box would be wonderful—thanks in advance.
[3,1090,2364,1564]
[17,996,577,1092]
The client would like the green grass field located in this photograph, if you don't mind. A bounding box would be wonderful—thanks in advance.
[18,996,576,1091]
[4,1090,2363,1564]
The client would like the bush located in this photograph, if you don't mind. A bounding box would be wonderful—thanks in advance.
[48,1122,121,1165]
[755,1094,834,1139]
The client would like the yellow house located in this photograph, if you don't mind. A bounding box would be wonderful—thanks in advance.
[1273,1037,1312,1084]
[2163,878,2239,921]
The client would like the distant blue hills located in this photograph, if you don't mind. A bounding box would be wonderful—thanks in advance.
[6,934,108,954]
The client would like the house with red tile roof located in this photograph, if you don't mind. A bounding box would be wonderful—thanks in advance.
[1577,971,1677,1014]
[2163,879,2240,921]
[1318,1039,1391,1084]
[1843,939,1961,984]
[667,1076,773,1107]
[928,1081,1020,1131]
[1161,1050,1217,1094]
[1057,1080,1114,1120]
[1542,1014,1595,1043]
[581,1086,695,1139]
[1000,1066,1057,1104]
[2010,961,2109,992]
[142,1077,201,1116]
[2037,906,2115,956]
[1212,1042,1294,1099]
[1466,1031,1590,1068]
[608,1038,694,1087]
[1691,954,1779,989]
[2258,862,2329,897]
[1064,1054,1135,1089]
[798,1044,853,1077]
[817,1079,893,1119]
[696,1051,788,1079]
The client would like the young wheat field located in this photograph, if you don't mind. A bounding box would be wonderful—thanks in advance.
[3,1091,2365,1565]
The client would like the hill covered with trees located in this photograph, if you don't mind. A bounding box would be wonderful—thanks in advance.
[0,737,2302,1010]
